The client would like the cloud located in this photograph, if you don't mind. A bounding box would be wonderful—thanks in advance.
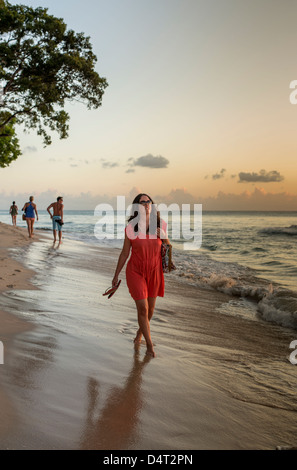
[238,170,284,183]
[212,168,226,180]
[128,187,143,200]
[0,189,117,211]
[199,187,295,210]
[128,154,169,169]
[100,158,119,169]
[102,161,119,169]
[1,186,297,211]
[154,186,297,211]
[66,158,100,168]
[205,168,227,180]
[23,146,37,154]
[155,188,197,205]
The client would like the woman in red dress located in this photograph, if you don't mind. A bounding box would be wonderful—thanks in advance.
[112,193,170,357]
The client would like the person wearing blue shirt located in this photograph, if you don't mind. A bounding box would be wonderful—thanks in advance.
[22,196,38,238]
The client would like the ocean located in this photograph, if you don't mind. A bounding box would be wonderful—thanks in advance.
[1,209,296,332]
[1,209,297,449]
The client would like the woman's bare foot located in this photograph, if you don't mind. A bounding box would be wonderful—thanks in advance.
[146,344,156,358]
[134,329,143,344]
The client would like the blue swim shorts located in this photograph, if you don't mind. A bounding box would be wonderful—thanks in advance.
[52,216,62,231]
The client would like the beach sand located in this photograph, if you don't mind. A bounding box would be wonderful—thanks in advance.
[0,222,297,450]
[0,222,40,439]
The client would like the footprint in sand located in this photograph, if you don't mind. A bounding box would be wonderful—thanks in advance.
[14,269,21,272]
[6,284,14,288]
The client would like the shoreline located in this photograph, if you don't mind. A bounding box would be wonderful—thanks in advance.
[0,222,297,449]
[0,221,41,340]
[0,222,42,439]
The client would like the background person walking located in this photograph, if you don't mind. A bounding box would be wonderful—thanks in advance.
[22,196,38,238]
[47,196,64,244]
[9,201,18,226]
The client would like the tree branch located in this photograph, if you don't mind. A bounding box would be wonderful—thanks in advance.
[0,107,34,129]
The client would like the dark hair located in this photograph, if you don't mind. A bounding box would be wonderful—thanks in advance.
[57,196,63,202]
[12,201,15,204]
[127,193,161,234]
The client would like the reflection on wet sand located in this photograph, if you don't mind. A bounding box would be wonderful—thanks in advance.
[9,330,57,392]
[80,348,151,450]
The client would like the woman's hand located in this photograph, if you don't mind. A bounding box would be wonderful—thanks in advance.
[112,275,119,287]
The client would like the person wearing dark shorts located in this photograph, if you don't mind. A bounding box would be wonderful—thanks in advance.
[47,196,64,244]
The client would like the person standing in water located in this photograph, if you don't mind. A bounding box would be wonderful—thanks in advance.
[9,201,18,226]
[22,196,38,238]
[112,193,170,358]
[47,196,64,244]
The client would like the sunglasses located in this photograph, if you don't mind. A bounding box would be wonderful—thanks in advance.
[103,280,121,299]
[139,200,152,205]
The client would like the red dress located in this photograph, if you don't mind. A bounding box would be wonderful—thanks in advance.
[125,222,166,301]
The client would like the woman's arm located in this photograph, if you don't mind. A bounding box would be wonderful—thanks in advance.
[112,233,131,286]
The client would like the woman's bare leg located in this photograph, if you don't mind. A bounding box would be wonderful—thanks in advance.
[26,219,31,237]
[31,219,35,236]
[26,218,35,238]
[135,298,155,357]
[134,297,157,351]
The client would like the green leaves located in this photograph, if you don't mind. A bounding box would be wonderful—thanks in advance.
[0,114,21,167]
[0,1,108,167]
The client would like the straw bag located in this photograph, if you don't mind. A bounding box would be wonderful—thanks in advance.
[22,213,26,220]
[161,243,176,273]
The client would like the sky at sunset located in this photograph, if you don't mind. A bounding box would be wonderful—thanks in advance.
[1,0,297,210]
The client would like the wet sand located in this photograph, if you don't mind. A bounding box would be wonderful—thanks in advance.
[1,222,297,449]
[0,222,40,439]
